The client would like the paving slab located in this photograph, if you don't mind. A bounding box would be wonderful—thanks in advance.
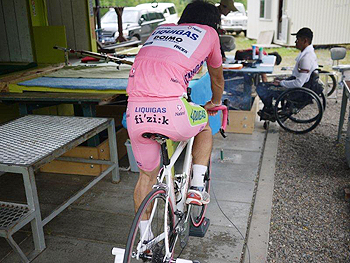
[1,235,116,263]
[178,225,243,263]
[72,184,136,216]
[213,137,264,152]
[211,148,262,165]
[210,180,255,203]
[41,204,133,245]
[0,172,96,205]
[206,200,251,232]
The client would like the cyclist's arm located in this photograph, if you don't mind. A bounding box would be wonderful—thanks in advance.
[205,65,224,111]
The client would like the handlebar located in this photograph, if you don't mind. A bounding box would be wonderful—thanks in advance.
[207,105,228,138]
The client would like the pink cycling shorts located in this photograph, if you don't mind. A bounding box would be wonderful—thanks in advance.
[126,97,208,171]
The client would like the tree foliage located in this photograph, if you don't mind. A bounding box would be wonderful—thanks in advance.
[97,0,247,17]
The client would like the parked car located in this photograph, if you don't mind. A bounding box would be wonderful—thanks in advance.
[136,2,179,24]
[100,7,165,43]
[220,2,247,36]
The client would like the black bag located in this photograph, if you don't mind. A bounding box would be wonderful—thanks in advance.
[234,49,253,60]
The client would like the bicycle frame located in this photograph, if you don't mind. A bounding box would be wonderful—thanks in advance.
[146,137,194,260]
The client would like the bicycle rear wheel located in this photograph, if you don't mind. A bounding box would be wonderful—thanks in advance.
[190,161,211,227]
[124,188,176,263]
[319,70,337,97]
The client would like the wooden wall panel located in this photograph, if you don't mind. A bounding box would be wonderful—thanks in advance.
[14,0,33,62]
[0,0,33,62]
[60,0,76,49]
[71,0,90,50]
[2,0,21,61]
[47,0,92,50]
[47,0,63,26]
[0,1,10,61]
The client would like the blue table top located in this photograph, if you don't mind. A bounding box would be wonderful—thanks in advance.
[223,55,276,74]
[18,77,128,90]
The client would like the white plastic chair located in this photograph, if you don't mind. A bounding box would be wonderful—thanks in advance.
[330,47,347,67]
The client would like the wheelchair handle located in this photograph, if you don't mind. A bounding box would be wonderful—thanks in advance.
[207,105,228,138]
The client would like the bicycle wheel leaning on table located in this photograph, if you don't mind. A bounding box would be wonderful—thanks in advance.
[318,69,337,97]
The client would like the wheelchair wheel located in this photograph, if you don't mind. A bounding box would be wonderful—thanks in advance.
[320,92,326,111]
[319,70,337,97]
[274,87,323,134]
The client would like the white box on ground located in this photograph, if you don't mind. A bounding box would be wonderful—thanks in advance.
[125,139,140,172]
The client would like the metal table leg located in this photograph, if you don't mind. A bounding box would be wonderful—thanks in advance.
[337,86,348,142]
[0,167,46,263]
[108,119,120,183]
[18,103,29,116]
[6,235,30,263]
[81,104,100,146]
[23,167,46,257]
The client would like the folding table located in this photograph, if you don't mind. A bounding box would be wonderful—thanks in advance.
[0,115,119,262]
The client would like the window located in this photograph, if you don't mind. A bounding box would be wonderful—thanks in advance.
[148,12,157,21]
[140,13,149,21]
[168,6,176,15]
[155,12,164,19]
[260,0,272,19]
[122,10,141,23]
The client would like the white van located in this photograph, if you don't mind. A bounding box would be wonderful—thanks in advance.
[220,2,248,36]
[136,2,179,24]
[100,7,165,43]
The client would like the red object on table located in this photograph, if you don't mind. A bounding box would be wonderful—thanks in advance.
[81,56,100,63]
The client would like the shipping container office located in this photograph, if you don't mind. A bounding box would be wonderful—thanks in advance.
[247,0,350,46]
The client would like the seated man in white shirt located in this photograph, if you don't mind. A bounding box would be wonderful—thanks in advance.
[257,27,318,121]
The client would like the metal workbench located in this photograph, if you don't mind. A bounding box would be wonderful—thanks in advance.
[0,115,119,262]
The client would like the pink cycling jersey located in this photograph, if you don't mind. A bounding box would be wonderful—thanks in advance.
[127,23,222,99]
[126,23,222,171]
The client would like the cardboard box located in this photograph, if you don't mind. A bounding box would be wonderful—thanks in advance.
[40,128,128,176]
[225,96,259,134]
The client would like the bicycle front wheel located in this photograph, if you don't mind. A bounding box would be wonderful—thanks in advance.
[124,188,176,263]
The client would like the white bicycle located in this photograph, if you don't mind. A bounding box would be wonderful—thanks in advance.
[112,105,228,263]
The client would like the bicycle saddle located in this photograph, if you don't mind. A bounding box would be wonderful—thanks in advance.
[142,132,169,141]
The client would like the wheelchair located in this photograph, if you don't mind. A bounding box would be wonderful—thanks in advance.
[263,70,326,134]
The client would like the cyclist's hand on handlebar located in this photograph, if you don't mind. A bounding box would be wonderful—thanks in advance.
[204,101,220,116]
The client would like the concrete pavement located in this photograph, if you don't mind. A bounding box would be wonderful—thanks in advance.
[0,119,278,263]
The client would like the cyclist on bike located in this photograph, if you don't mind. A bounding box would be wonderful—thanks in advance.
[126,0,224,239]
[257,27,318,121]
